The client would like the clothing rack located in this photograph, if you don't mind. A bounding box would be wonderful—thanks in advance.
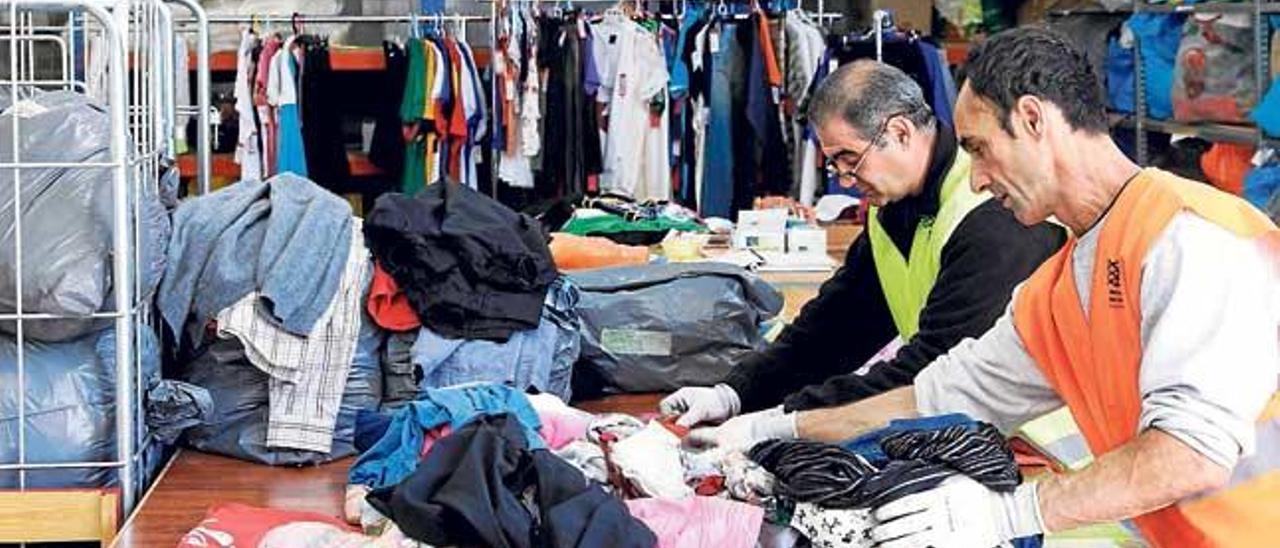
[480,0,839,23]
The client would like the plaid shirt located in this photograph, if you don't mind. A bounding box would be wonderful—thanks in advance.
[217,220,369,453]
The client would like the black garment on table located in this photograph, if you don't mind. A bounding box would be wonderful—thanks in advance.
[366,414,657,548]
[369,41,409,180]
[722,127,1069,413]
[749,423,1020,509]
[880,423,1020,493]
[299,36,352,192]
[363,181,558,342]
[536,14,603,200]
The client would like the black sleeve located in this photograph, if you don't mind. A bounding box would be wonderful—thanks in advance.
[781,201,1068,412]
[722,232,898,412]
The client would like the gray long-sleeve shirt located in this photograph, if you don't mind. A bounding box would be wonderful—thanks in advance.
[916,211,1280,469]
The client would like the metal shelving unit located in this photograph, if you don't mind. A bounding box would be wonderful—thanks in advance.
[1118,1,1280,162]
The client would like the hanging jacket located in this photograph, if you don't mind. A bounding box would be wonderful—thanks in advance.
[722,128,1067,412]
[1013,169,1280,548]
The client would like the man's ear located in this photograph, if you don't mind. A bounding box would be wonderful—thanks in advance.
[886,115,913,147]
[1013,95,1044,139]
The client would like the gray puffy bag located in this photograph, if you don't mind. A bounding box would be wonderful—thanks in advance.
[0,327,163,489]
[568,262,783,395]
[0,89,170,341]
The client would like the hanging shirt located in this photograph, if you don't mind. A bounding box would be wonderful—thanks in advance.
[593,16,671,200]
[234,29,263,182]
[457,40,487,189]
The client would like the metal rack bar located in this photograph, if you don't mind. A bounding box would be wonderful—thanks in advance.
[164,0,209,194]
[177,14,491,25]
[0,461,126,471]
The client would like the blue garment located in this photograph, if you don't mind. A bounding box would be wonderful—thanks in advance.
[841,414,977,465]
[917,40,954,127]
[158,173,353,338]
[702,23,739,219]
[1244,164,1280,209]
[1106,35,1136,114]
[669,7,701,99]
[354,408,393,453]
[1251,80,1280,137]
[348,384,544,489]
[411,277,581,401]
[1127,13,1185,120]
[276,103,307,176]
[276,53,308,176]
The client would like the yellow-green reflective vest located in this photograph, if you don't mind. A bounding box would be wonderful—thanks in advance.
[867,150,985,339]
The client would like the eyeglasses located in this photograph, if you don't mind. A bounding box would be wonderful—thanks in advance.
[824,113,901,182]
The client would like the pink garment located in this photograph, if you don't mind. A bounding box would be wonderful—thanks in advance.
[419,424,453,458]
[625,497,764,548]
[255,38,282,176]
[536,406,592,450]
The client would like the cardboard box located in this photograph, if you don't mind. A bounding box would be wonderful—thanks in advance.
[787,227,828,255]
[733,209,788,252]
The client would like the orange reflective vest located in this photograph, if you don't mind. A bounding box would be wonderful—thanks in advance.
[1013,168,1280,547]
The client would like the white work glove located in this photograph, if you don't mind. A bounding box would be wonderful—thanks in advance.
[684,406,797,452]
[870,476,1045,548]
[659,384,742,427]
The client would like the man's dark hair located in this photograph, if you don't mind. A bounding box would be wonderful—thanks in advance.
[960,26,1109,136]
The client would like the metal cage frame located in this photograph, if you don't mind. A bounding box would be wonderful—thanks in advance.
[0,0,197,544]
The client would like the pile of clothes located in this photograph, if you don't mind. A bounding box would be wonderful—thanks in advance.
[159,173,379,464]
[748,415,1035,548]
[316,383,1035,548]
[163,178,577,465]
[364,180,580,406]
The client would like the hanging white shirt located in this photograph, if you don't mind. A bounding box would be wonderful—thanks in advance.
[234,29,263,182]
[593,17,671,200]
[266,37,299,107]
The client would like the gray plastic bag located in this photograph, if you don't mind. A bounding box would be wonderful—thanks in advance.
[0,89,170,341]
[568,263,783,395]
[180,303,386,466]
[0,327,162,489]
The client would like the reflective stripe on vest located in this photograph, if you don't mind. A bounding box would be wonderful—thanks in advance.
[868,150,985,339]
[1012,168,1280,548]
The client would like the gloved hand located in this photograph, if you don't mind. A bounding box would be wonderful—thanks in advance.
[659,384,741,427]
[870,476,1045,548]
[684,406,797,452]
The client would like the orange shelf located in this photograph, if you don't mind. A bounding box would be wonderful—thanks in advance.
[177,150,386,180]
[190,45,490,72]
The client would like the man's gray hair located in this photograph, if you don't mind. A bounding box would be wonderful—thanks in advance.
[807,60,936,142]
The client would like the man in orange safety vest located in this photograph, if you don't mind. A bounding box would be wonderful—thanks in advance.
[732,26,1280,548]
